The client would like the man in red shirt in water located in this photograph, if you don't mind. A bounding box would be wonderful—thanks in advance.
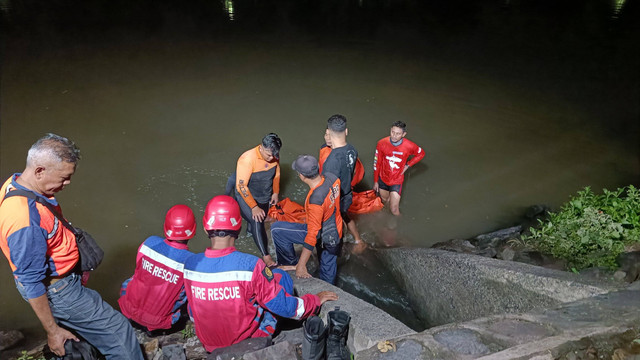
[373,121,425,215]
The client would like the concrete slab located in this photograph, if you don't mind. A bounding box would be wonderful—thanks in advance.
[376,248,618,326]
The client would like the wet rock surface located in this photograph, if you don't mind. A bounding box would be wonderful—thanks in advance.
[0,330,24,351]
[433,329,492,356]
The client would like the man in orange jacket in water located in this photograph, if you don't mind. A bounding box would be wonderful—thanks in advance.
[227,133,281,267]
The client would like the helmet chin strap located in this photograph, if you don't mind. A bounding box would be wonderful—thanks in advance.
[209,229,240,239]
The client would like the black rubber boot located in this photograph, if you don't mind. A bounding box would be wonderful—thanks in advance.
[326,307,352,360]
[302,315,327,360]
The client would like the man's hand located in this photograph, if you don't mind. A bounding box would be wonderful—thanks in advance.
[47,325,79,356]
[373,182,379,193]
[296,263,312,279]
[262,255,276,268]
[251,206,266,222]
[401,165,409,175]
[269,193,279,206]
[316,291,339,305]
[29,295,79,357]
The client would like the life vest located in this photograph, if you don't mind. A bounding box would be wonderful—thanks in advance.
[268,198,306,223]
[352,158,365,187]
[348,190,384,214]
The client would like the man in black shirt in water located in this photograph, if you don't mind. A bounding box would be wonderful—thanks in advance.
[322,114,363,245]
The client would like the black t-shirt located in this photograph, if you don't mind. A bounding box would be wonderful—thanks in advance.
[322,143,358,211]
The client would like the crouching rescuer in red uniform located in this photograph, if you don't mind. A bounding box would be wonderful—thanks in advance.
[118,204,196,333]
[183,195,338,352]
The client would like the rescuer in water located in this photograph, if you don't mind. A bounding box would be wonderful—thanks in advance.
[373,121,425,216]
[183,195,337,352]
[321,115,363,244]
[227,133,282,267]
[118,204,196,334]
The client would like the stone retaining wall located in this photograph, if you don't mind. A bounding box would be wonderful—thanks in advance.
[376,248,619,327]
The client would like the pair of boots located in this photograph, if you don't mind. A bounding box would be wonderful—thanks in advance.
[302,307,352,360]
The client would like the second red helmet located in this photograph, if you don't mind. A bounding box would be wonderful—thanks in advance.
[203,195,242,231]
[164,204,196,240]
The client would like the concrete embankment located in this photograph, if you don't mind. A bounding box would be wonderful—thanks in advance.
[376,248,620,327]
[291,249,636,360]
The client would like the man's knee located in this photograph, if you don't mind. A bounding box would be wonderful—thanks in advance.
[389,194,401,215]
[270,223,286,243]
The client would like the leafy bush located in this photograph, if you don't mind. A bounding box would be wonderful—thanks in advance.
[526,185,640,271]
[181,322,196,339]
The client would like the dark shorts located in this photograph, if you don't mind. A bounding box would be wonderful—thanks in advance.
[378,179,402,195]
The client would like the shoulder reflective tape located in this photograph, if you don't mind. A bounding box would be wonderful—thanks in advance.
[47,217,58,240]
[139,244,185,272]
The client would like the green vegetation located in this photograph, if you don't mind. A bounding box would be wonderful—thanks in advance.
[16,350,46,360]
[181,322,196,339]
[16,351,34,360]
[526,185,640,271]
[15,351,44,360]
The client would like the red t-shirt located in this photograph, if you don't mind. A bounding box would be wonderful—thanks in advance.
[373,137,425,185]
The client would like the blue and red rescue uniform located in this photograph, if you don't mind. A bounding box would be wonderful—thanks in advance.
[183,247,320,352]
[119,236,193,331]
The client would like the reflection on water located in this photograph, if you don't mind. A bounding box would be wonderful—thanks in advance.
[611,0,627,18]
[224,0,235,21]
[0,0,638,339]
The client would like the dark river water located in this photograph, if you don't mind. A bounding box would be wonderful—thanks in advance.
[1,0,638,347]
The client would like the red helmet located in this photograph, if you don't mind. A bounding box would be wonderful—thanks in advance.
[164,204,196,240]
[203,195,242,231]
